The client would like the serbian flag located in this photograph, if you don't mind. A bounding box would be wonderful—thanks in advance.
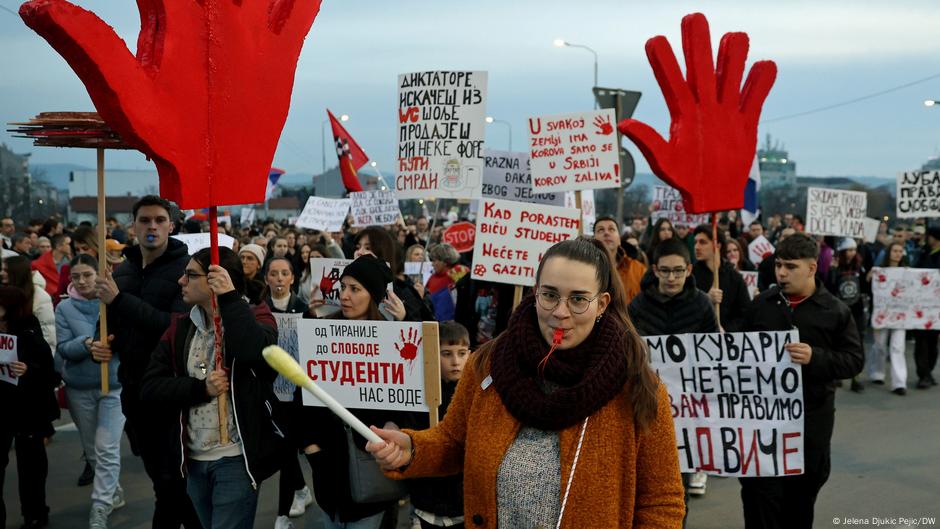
[328,109,366,192]
[266,167,285,201]
[741,155,761,227]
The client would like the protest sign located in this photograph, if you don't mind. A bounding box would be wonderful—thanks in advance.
[171,232,235,255]
[896,170,940,218]
[404,261,433,287]
[443,221,475,253]
[0,333,18,386]
[240,207,256,226]
[565,189,596,236]
[646,331,803,477]
[870,267,940,330]
[805,187,867,238]
[472,198,581,286]
[740,270,759,300]
[295,197,350,232]
[480,150,564,206]
[651,186,709,227]
[298,320,440,412]
[529,109,621,194]
[350,190,402,227]
[272,313,303,402]
[396,71,487,199]
[748,235,774,266]
[309,258,353,317]
[862,217,881,243]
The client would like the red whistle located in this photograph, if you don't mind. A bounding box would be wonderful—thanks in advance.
[552,328,564,345]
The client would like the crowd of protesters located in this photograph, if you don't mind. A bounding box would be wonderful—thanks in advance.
[1,200,939,529]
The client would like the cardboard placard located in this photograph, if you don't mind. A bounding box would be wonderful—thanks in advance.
[480,150,564,205]
[651,185,709,227]
[805,187,867,238]
[529,109,621,194]
[471,198,581,287]
[295,197,350,232]
[871,267,940,330]
[862,217,882,243]
[0,333,18,386]
[748,235,774,266]
[272,313,303,402]
[740,270,759,300]
[308,258,353,317]
[896,170,940,219]
[171,232,236,255]
[646,331,804,477]
[396,71,487,199]
[350,191,402,227]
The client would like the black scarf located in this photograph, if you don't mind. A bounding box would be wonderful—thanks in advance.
[490,297,629,430]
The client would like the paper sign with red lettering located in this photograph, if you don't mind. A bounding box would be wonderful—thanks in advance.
[529,109,620,193]
[272,313,303,402]
[295,197,350,232]
[481,150,564,206]
[443,222,476,253]
[646,331,803,477]
[472,198,581,287]
[0,333,18,386]
[298,320,429,412]
[350,191,402,227]
[739,270,759,300]
[651,186,709,227]
[871,267,940,330]
[396,71,487,199]
[747,235,774,266]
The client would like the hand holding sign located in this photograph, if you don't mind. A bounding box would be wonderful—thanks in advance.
[618,13,776,213]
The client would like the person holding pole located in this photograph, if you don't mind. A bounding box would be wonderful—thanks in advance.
[140,247,281,529]
[366,238,685,529]
[691,224,750,332]
[91,196,197,529]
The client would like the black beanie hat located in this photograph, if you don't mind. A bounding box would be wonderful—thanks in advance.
[341,255,393,305]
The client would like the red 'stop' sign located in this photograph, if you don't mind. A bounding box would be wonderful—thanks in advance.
[443,222,476,253]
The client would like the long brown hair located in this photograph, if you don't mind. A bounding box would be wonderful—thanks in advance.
[2,256,35,314]
[472,237,661,431]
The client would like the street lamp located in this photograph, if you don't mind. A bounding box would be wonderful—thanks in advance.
[370,161,392,191]
[554,38,599,105]
[925,100,939,107]
[485,116,512,151]
[321,113,349,172]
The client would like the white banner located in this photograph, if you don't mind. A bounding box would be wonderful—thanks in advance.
[871,267,940,330]
[646,331,804,477]
[471,198,581,286]
[805,187,867,238]
[171,232,235,255]
[298,320,430,411]
[350,191,402,227]
[396,71,487,199]
[480,150,564,205]
[748,235,774,266]
[295,197,350,232]
[651,186,709,227]
[272,313,303,402]
[896,170,940,219]
[0,333,18,386]
[529,109,621,193]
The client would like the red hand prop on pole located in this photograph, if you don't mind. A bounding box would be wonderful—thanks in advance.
[20,0,321,209]
[618,13,777,214]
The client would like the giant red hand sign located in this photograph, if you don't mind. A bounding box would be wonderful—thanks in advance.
[20,0,320,209]
[618,13,776,214]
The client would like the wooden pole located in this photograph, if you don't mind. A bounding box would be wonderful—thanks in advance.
[575,190,584,236]
[711,212,722,329]
[97,148,109,395]
[209,208,230,445]
[512,285,523,309]
[421,322,442,427]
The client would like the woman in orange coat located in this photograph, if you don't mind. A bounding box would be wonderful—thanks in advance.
[367,238,685,528]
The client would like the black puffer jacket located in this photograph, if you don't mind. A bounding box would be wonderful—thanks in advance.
[692,260,750,332]
[0,316,60,436]
[628,274,718,336]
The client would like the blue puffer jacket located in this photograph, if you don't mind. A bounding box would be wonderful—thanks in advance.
[54,286,121,390]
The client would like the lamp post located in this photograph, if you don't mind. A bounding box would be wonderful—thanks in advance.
[554,39,599,107]
[925,100,939,107]
[370,161,392,191]
[322,113,349,173]
[485,116,512,151]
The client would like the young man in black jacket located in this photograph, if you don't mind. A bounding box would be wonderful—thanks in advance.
[140,247,281,529]
[90,195,197,528]
[691,225,750,331]
[914,226,940,389]
[739,232,864,529]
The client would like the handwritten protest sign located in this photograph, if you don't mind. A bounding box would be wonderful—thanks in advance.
[295,197,350,232]
[870,267,940,330]
[171,232,235,255]
[651,186,709,227]
[896,170,940,218]
[272,313,303,402]
[481,150,564,205]
[350,191,402,227]
[298,320,434,412]
[748,235,774,266]
[529,109,621,193]
[740,270,759,300]
[646,331,804,477]
[472,198,581,286]
[0,333,18,386]
[396,71,487,199]
[805,187,867,238]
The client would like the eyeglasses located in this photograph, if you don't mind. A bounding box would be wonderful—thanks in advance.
[656,267,688,278]
[535,289,599,314]
[182,270,207,281]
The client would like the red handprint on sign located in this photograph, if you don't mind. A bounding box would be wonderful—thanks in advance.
[920,273,931,286]
[20,0,321,209]
[593,115,614,135]
[395,327,423,367]
[319,268,338,300]
[618,13,777,213]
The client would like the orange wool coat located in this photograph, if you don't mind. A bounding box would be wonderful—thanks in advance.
[618,254,648,304]
[388,348,685,528]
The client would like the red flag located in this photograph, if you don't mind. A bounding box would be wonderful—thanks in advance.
[328,109,367,192]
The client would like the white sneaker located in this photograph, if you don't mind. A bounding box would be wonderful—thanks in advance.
[112,485,126,510]
[274,515,294,529]
[89,503,111,529]
[288,486,313,517]
[689,471,707,496]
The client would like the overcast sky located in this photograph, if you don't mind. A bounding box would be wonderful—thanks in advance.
[2,0,940,179]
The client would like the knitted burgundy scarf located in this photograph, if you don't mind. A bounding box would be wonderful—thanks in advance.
[490,296,629,431]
